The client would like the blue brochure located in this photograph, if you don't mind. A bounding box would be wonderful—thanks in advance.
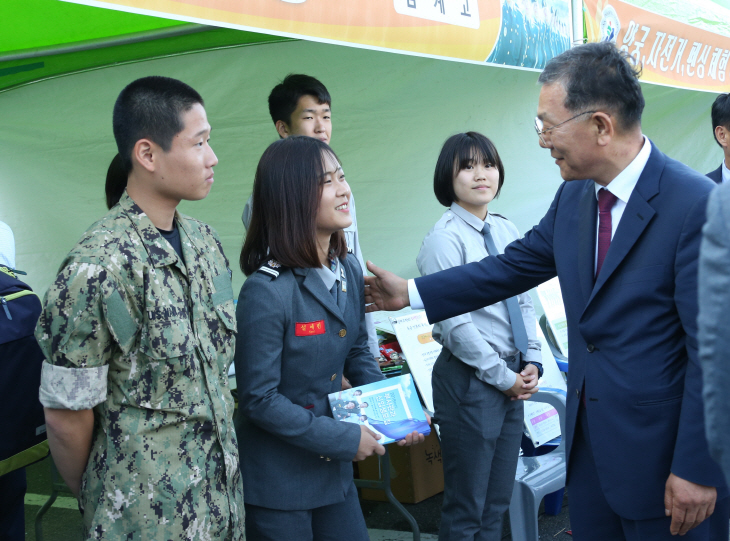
[328,374,431,445]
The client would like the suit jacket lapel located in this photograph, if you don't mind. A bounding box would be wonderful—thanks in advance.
[587,144,662,306]
[577,182,597,305]
[295,267,347,324]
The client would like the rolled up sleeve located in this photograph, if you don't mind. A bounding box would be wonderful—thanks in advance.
[35,260,127,410]
[39,362,108,410]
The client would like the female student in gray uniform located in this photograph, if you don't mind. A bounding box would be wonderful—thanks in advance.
[417,132,543,541]
[234,136,424,540]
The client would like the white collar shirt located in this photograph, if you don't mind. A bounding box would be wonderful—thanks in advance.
[593,135,652,271]
[314,258,340,293]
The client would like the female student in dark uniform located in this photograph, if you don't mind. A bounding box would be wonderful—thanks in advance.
[234,136,424,540]
[417,132,543,540]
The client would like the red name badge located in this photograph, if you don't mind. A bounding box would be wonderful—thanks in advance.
[295,320,326,337]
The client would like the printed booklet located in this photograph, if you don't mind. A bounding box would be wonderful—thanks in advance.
[328,374,431,445]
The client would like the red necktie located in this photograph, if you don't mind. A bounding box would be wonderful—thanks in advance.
[582,188,618,408]
[596,188,618,279]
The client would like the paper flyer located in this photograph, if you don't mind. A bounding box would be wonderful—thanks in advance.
[523,394,562,446]
[370,306,421,335]
[522,322,566,447]
[390,310,441,414]
[536,277,569,356]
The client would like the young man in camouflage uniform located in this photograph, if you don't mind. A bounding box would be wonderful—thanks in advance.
[36,76,244,540]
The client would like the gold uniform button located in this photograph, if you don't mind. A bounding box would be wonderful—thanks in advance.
[339,329,347,337]
[331,373,337,381]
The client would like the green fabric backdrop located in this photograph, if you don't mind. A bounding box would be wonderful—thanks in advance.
[0,39,722,296]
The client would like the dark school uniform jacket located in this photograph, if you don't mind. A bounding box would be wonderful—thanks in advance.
[234,254,383,510]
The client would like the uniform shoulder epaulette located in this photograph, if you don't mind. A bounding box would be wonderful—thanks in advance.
[490,213,508,220]
[433,210,455,230]
[257,259,284,279]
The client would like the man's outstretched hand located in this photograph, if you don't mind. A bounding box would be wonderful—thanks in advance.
[364,261,410,312]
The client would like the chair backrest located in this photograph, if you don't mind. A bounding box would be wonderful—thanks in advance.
[538,314,567,362]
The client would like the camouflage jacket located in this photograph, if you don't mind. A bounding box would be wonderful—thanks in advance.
[36,192,244,540]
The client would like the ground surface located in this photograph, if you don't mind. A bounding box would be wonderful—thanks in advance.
[23,457,574,540]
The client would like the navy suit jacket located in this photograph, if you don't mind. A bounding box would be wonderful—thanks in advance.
[234,255,383,510]
[416,143,726,520]
[707,164,723,184]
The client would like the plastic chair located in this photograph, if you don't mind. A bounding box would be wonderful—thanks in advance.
[509,390,567,541]
[538,315,568,373]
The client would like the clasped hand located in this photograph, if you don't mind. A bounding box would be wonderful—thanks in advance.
[503,364,539,401]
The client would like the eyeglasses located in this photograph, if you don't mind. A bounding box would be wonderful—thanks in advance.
[534,111,596,145]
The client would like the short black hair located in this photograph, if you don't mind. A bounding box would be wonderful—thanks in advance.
[711,93,730,147]
[268,74,331,126]
[108,76,204,208]
[113,76,204,171]
[433,132,505,208]
[538,42,644,131]
[240,136,348,275]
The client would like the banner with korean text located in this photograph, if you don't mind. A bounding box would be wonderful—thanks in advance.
[584,0,730,92]
[63,0,571,69]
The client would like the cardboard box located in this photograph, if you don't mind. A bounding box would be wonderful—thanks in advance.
[357,431,444,503]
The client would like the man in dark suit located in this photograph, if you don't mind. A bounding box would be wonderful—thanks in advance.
[707,93,730,184]
[364,42,728,540]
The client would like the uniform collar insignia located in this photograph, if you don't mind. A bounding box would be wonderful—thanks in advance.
[258,259,284,278]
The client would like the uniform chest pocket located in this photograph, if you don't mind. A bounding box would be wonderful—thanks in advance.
[133,309,198,410]
[203,300,237,369]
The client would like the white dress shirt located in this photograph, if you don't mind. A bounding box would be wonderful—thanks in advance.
[314,258,340,292]
[416,203,541,391]
[593,136,651,270]
[722,159,730,184]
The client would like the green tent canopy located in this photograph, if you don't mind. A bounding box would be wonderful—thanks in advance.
[0,0,723,296]
[0,0,289,93]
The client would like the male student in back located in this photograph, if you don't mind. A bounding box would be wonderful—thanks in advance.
[708,93,730,184]
[242,74,380,360]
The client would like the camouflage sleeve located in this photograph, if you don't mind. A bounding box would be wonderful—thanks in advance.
[36,260,140,410]
[39,362,108,410]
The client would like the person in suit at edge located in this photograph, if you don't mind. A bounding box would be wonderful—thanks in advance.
[417,132,542,541]
[707,93,730,184]
[234,136,426,540]
[699,181,730,485]
[241,74,381,364]
[362,42,730,540]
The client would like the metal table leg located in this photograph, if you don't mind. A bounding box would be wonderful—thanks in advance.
[354,448,421,541]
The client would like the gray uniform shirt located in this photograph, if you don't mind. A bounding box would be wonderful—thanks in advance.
[243,192,380,357]
[417,203,541,391]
